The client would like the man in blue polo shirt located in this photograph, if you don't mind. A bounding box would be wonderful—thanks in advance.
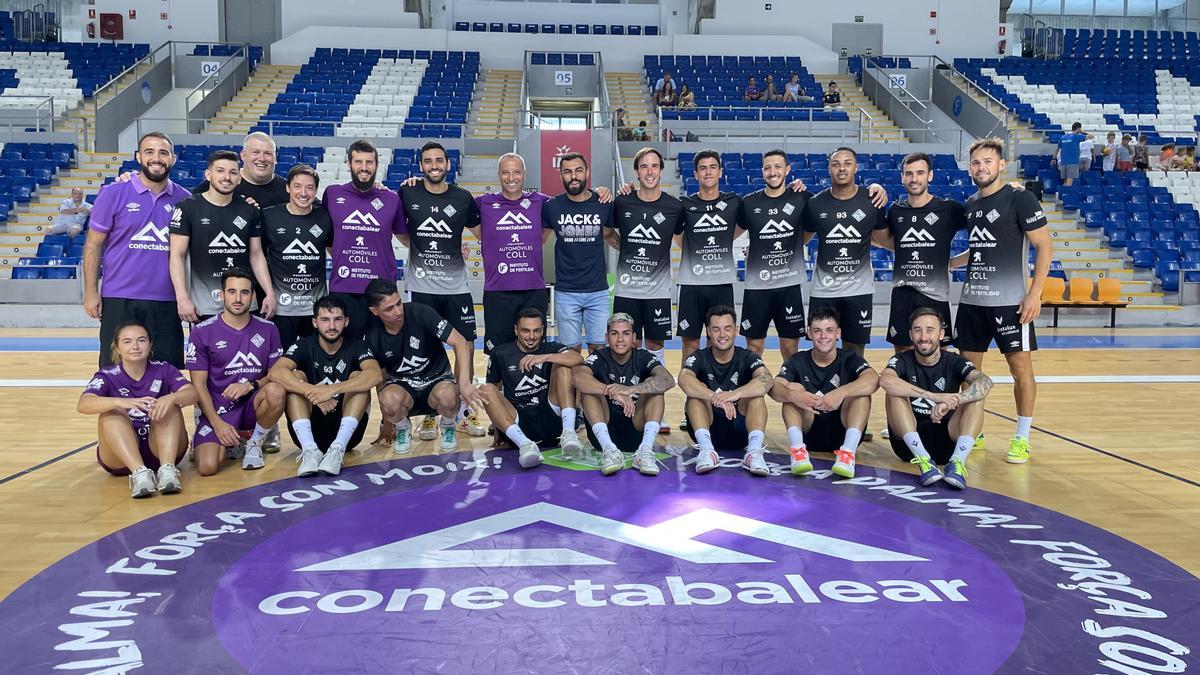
[1054,122,1092,187]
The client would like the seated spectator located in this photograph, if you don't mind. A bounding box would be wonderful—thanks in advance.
[1158,143,1176,170]
[1116,134,1134,171]
[653,71,675,107]
[1133,133,1150,170]
[48,187,91,236]
[657,82,679,108]
[615,107,633,141]
[822,81,842,108]
[632,120,649,141]
[1180,146,1197,172]
[743,76,763,102]
[763,75,783,102]
[782,73,812,102]
[678,84,696,109]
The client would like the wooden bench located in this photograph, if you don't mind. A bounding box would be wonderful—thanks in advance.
[1041,277,1128,327]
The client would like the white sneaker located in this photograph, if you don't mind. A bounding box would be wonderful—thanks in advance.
[560,428,583,458]
[439,424,457,452]
[393,422,412,455]
[600,445,625,475]
[242,438,265,470]
[318,442,347,476]
[632,446,659,476]
[457,411,486,437]
[518,440,543,468]
[832,448,856,478]
[880,428,891,440]
[263,425,282,454]
[155,463,182,494]
[297,447,322,476]
[742,447,769,476]
[130,466,157,498]
[418,415,438,441]
[694,447,720,474]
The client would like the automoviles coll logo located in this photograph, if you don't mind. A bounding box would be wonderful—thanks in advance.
[1,456,1194,674]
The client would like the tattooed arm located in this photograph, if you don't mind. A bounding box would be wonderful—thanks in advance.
[630,365,676,395]
[956,369,993,404]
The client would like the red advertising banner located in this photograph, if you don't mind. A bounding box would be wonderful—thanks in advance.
[540,130,592,197]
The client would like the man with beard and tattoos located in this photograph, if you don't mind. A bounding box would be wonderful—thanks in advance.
[83,131,192,368]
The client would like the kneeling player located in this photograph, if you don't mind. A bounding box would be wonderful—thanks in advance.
[480,308,585,468]
[881,308,993,489]
[574,313,676,476]
[679,305,774,476]
[187,269,286,475]
[79,320,198,498]
[770,308,879,478]
[365,279,480,454]
[269,295,383,477]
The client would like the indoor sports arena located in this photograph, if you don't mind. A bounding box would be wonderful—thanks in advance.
[0,1,1197,673]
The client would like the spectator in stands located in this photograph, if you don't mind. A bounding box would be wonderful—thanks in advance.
[632,120,649,141]
[653,71,676,108]
[48,187,90,236]
[1101,132,1118,173]
[1180,146,1196,172]
[1133,134,1150,171]
[657,81,679,108]
[615,107,633,141]
[783,73,812,103]
[763,75,783,102]
[1116,134,1134,172]
[1158,143,1176,170]
[822,81,842,108]
[1079,133,1095,173]
[678,84,696,109]
[743,76,764,102]
[1053,122,1090,186]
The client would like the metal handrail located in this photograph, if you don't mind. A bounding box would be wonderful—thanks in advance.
[184,42,250,114]
[0,94,56,132]
[930,54,1012,117]
[516,52,530,154]
[597,52,626,188]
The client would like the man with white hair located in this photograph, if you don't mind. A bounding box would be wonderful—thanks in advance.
[48,187,91,236]
[193,131,289,207]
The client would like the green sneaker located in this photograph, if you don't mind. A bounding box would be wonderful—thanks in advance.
[943,459,968,490]
[440,425,458,452]
[972,433,986,451]
[393,424,412,455]
[911,456,943,486]
[1006,436,1031,464]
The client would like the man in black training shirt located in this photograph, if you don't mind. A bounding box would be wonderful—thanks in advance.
[679,305,774,477]
[770,307,879,479]
[480,308,585,469]
[573,313,676,477]
[955,138,1052,465]
[168,150,275,324]
[882,308,993,491]
[192,132,290,208]
[268,295,382,477]
[261,164,333,350]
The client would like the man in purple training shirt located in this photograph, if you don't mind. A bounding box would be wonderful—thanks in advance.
[83,131,192,367]
[325,138,407,342]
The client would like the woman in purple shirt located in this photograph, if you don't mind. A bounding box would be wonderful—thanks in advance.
[78,320,197,498]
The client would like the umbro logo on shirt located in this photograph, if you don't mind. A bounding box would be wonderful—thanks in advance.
[901,228,935,243]
[283,239,322,255]
[125,202,141,213]
[497,211,531,226]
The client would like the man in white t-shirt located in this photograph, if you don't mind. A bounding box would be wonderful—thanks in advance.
[48,187,91,236]
[1079,135,1095,173]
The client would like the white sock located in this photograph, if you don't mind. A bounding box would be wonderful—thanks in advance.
[786,425,805,449]
[506,420,533,447]
[560,407,576,430]
[694,427,714,451]
[439,416,456,429]
[903,431,931,460]
[394,417,412,431]
[291,418,318,451]
[592,422,614,448]
[1016,416,1033,440]
[641,420,660,449]
[842,428,863,454]
[950,435,975,463]
[333,416,359,448]
[249,424,270,444]
[747,429,765,452]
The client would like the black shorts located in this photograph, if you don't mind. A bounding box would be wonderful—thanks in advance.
[286,408,369,451]
[685,409,749,451]
[808,294,873,346]
[331,292,379,343]
[412,291,477,341]
[677,284,733,338]
[887,286,953,347]
[483,288,548,354]
[273,314,314,352]
[100,297,184,368]
[584,404,645,452]
[385,372,455,417]
[954,303,1037,354]
[740,285,806,339]
[612,295,672,342]
[889,418,956,465]
[517,405,564,447]
[805,411,848,453]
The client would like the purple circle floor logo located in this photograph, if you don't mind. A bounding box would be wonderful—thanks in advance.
[1,454,1195,674]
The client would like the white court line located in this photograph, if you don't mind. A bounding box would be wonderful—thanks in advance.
[3,375,1200,388]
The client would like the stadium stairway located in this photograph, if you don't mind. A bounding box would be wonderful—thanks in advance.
[468,69,522,140]
[207,64,301,136]
[57,61,157,151]
[605,71,655,132]
[945,69,1042,144]
[818,74,905,143]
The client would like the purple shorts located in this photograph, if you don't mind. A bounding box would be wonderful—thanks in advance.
[97,418,185,476]
[194,396,259,447]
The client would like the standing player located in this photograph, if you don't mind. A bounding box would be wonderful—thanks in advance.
[186,269,286,476]
[479,308,585,468]
[78,320,198,498]
[679,305,774,476]
[83,131,191,367]
[398,142,485,439]
[168,150,275,323]
[364,279,480,454]
[574,313,676,476]
[261,164,332,351]
[268,295,383,477]
[769,308,879,478]
[325,139,407,342]
[956,138,1052,464]
[803,147,887,357]
[882,308,994,490]
[876,152,968,352]
[541,152,613,354]
[192,132,289,207]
